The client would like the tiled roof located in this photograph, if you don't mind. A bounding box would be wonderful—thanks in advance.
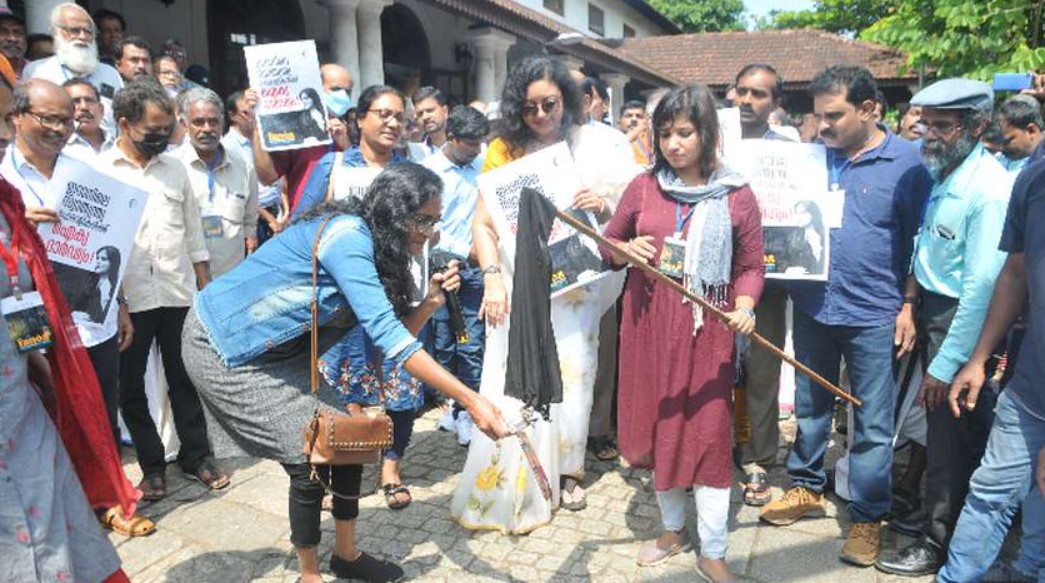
[619,29,917,88]
[419,0,685,86]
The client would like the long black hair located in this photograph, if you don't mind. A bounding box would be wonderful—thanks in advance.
[650,85,721,180]
[298,163,443,316]
[498,55,583,151]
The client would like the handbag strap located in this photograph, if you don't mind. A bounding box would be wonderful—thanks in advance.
[310,214,337,395]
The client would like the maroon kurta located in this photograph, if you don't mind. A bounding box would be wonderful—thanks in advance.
[603,173,764,490]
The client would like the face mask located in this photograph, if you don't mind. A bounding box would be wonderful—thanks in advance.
[324,89,352,118]
[133,132,170,158]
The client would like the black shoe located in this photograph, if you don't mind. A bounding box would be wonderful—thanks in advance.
[888,506,926,538]
[874,539,943,576]
[330,551,404,582]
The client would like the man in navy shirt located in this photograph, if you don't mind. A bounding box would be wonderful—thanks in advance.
[938,157,1045,582]
[760,66,932,568]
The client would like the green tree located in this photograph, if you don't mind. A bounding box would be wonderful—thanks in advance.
[862,0,1045,79]
[648,0,745,33]
[765,0,898,35]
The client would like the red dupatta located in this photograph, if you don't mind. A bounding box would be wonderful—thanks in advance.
[0,177,139,517]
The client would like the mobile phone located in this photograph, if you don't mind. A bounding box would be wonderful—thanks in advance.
[993,73,1034,91]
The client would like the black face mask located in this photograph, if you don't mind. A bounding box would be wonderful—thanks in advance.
[132,132,170,158]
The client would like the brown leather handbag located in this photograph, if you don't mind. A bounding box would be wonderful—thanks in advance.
[302,215,393,467]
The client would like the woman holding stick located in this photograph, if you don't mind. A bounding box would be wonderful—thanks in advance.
[602,85,764,583]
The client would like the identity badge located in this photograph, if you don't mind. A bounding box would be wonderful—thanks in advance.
[201,215,224,239]
[2,291,55,353]
[659,235,686,279]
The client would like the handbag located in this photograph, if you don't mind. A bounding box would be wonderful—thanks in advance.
[302,214,394,470]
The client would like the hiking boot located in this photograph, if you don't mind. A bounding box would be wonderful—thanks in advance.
[759,486,826,526]
[840,521,881,567]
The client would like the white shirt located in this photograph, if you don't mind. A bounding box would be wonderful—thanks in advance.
[64,130,115,162]
[99,147,210,313]
[177,143,259,278]
[24,56,123,136]
[0,145,119,346]
[221,129,281,208]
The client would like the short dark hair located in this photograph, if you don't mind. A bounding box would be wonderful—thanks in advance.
[582,77,609,101]
[356,84,406,128]
[446,105,490,141]
[115,36,151,61]
[999,96,1044,130]
[650,85,720,179]
[225,90,245,116]
[808,65,878,108]
[874,89,889,115]
[498,55,584,151]
[735,63,783,101]
[412,86,446,107]
[113,76,174,124]
[92,8,126,32]
[61,76,99,101]
[619,99,645,117]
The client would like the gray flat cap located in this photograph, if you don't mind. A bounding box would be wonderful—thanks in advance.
[911,78,994,112]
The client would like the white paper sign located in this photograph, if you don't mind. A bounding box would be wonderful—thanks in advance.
[37,161,147,340]
[244,40,332,152]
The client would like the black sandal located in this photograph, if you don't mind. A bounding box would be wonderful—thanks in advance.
[588,436,619,462]
[743,471,772,507]
[380,483,411,510]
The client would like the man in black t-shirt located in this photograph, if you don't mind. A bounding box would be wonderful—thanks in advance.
[939,157,1045,582]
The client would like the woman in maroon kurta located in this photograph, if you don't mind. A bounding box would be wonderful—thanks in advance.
[602,86,764,583]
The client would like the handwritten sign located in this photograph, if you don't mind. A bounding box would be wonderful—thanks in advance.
[244,41,331,152]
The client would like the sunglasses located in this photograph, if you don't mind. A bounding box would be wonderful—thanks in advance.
[521,98,560,118]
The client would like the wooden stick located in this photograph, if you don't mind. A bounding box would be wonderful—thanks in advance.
[555,209,861,407]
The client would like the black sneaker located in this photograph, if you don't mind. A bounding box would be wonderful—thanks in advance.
[330,551,404,582]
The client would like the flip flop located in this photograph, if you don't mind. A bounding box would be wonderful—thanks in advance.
[561,477,587,511]
[743,472,772,507]
[99,505,156,537]
[588,436,619,462]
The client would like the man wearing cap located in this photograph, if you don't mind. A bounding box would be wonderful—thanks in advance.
[0,6,26,77]
[875,79,1014,577]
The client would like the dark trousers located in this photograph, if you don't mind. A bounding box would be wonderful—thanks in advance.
[739,286,788,471]
[87,334,121,446]
[428,265,484,417]
[920,291,997,549]
[283,462,362,548]
[589,303,619,439]
[119,306,211,477]
[383,409,417,461]
[256,204,279,245]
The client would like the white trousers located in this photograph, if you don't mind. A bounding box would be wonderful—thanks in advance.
[654,483,730,559]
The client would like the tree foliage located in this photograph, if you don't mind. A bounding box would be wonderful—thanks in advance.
[762,0,1045,80]
[647,0,745,33]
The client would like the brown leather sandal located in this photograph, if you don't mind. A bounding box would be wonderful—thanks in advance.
[99,505,156,537]
[138,474,167,501]
[188,458,230,490]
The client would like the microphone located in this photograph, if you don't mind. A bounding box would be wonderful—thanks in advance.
[430,250,469,344]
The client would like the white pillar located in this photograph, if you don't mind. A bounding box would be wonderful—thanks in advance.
[470,28,515,103]
[557,55,585,73]
[357,0,391,90]
[25,0,62,35]
[600,73,630,124]
[326,0,362,101]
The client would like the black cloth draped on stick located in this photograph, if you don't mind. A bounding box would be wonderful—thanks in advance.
[505,187,562,419]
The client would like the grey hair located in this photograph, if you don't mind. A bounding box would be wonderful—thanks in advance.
[179,86,224,119]
[49,3,93,34]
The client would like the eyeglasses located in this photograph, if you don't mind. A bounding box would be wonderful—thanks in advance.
[24,110,74,131]
[406,214,440,233]
[914,120,963,137]
[521,98,560,118]
[366,108,405,125]
[58,24,95,38]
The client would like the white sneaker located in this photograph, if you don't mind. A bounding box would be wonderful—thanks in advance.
[437,408,455,432]
[455,411,473,446]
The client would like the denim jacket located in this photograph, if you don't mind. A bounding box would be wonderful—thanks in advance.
[194,214,421,368]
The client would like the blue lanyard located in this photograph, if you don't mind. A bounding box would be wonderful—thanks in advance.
[827,149,850,191]
[675,201,695,235]
[11,149,48,206]
[206,149,223,204]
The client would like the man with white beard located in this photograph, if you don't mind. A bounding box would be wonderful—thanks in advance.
[23,3,122,134]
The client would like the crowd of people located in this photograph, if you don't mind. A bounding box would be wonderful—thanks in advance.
[1,2,1043,583]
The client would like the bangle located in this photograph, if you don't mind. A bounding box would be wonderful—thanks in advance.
[117,295,128,307]
[482,265,501,275]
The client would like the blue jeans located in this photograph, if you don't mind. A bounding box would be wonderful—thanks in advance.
[427,265,484,415]
[788,310,897,523]
[938,391,1045,582]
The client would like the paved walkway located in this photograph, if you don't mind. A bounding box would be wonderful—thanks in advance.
[112,412,943,582]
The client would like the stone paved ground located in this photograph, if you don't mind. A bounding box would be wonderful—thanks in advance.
[111,412,949,582]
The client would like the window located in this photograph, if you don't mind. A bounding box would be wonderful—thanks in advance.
[543,0,564,16]
[588,4,605,36]
[623,24,636,38]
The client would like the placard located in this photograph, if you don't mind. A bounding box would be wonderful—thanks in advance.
[244,40,332,152]
[37,162,147,340]
[477,143,609,298]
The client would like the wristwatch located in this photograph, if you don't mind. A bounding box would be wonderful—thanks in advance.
[902,296,918,305]
[482,265,501,275]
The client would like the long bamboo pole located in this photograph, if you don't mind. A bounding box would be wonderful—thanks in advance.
[555,209,860,407]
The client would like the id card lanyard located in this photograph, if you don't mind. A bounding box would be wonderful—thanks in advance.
[674,201,695,238]
[0,235,22,300]
[11,149,48,207]
[206,149,224,207]
[828,150,850,192]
